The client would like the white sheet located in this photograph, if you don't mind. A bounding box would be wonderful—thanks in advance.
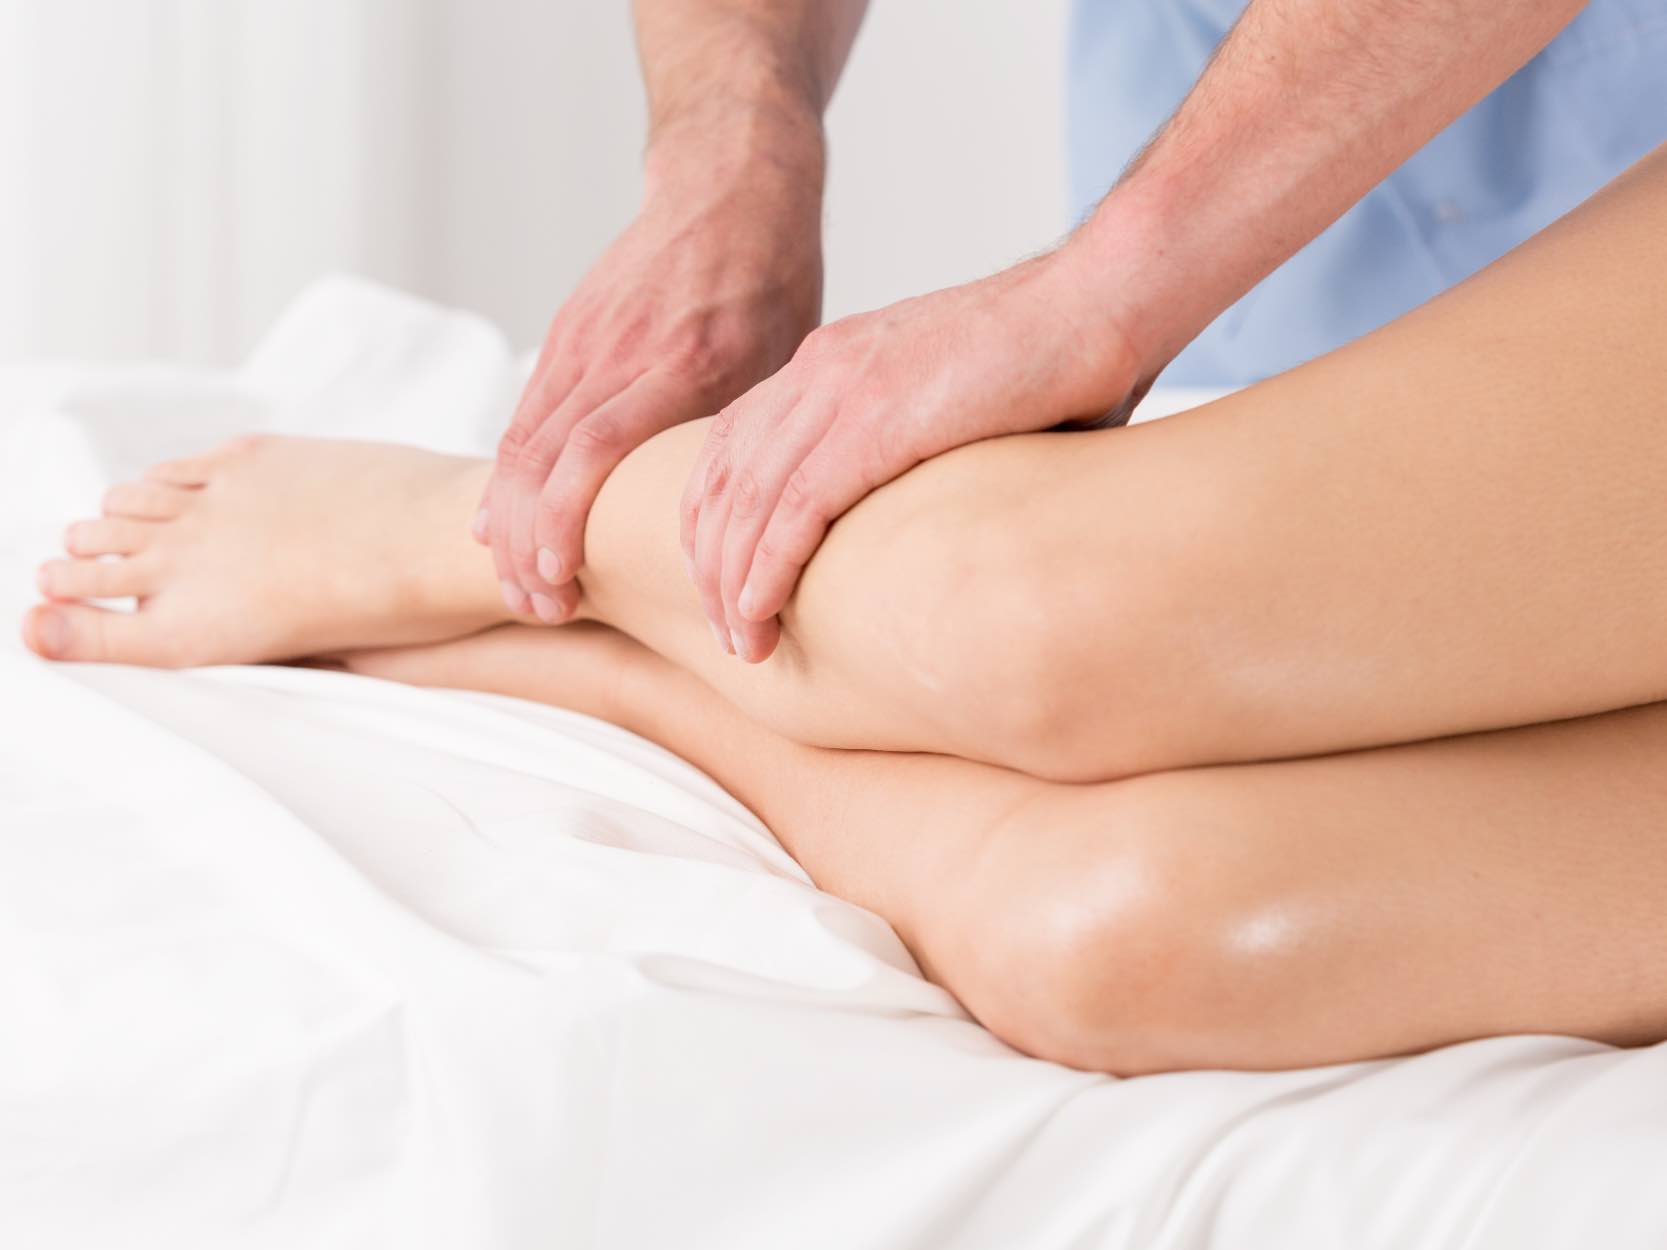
[2,277,1663,1249]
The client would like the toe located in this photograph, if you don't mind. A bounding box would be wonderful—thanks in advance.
[37,556,155,602]
[22,602,166,664]
[101,479,193,520]
[63,517,155,557]
[144,455,216,487]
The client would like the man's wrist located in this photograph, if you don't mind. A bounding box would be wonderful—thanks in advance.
[643,101,826,211]
[1066,169,1226,381]
[1041,175,1204,413]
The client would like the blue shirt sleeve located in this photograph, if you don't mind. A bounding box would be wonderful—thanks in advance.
[1065,0,1667,387]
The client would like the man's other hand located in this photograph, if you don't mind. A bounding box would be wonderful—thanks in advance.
[481,135,821,622]
[681,250,1148,662]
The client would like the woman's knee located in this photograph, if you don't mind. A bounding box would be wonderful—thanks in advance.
[938,773,1336,1075]
[865,465,1234,780]
[789,424,1269,778]
[780,447,1078,756]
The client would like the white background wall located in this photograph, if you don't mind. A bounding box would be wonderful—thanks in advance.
[0,0,1067,365]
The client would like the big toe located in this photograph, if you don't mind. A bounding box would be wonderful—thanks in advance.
[22,603,161,665]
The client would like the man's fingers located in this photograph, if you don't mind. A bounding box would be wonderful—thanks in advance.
[736,424,898,628]
[679,371,808,657]
[714,401,834,662]
[679,400,741,565]
[526,579,581,626]
[503,332,582,450]
[500,375,628,595]
[732,612,782,665]
[733,473,832,629]
[491,355,584,502]
[691,464,737,655]
[532,371,711,599]
[483,473,528,614]
[483,350,586,581]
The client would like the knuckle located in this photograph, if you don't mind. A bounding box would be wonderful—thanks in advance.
[730,469,765,518]
[509,438,568,485]
[797,326,841,361]
[702,455,732,501]
[563,321,597,358]
[496,421,533,464]
[508,451,547,485]
[709,402,746,444]
[777,467,823,523]
[506,446,549,484]
[662,327,735,386]
[865,417,911,480]
[680,473,704,518]
[755,519,813,570]
[565,412,623,458]
[752,532,788,566]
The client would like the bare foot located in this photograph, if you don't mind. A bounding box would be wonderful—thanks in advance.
[21,435,513,666]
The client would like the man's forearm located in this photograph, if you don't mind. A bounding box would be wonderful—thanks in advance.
[632,0,868,184]
[1066,0,1588,374]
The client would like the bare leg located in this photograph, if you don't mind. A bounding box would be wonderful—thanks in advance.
[340,621,1667,1075]
[572,140,1667,780]
[27,143,1667,782]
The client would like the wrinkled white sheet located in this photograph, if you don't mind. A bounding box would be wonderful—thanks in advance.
[2,278,1664,1250]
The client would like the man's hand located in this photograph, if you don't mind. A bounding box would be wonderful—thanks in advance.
[681,250,1146,662]
[682,0,1588,663]
[480,130,822,622]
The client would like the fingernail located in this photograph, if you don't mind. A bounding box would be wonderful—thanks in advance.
[537,546,563,583]
[737,584,759,620]
[35,565,52,595]
[471,508,489,541]
[530,592,563,624]
[34,609,68,658]
[683,552,696,581]
[501,580,527,614]
[709,620,731,653]
[729,629,748,662]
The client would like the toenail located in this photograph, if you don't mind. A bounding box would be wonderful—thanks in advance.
[501,580,528,614]
[530,592,564,624]
[35,565,52,595]
[537,547,563,583]
[34,610,68,657]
